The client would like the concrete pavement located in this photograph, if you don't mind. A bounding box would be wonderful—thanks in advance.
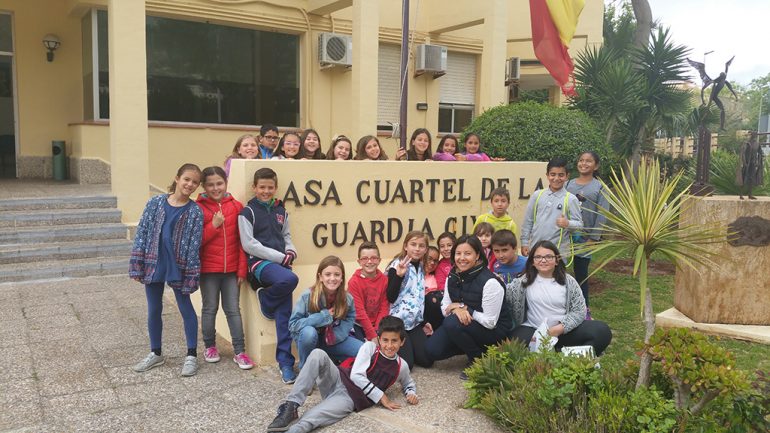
[0,275,505,433]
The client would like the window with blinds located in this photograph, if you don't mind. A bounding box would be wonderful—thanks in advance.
[378,43,401,130]
[439,52,477,134]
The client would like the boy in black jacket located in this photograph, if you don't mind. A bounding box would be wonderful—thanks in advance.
[239,167,298,384]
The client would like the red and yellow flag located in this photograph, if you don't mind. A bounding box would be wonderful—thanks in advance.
[530,0,585,96]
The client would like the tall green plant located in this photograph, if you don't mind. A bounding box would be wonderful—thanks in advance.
[577,159,725,390]
[571,23,693,170]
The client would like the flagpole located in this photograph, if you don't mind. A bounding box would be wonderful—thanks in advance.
[399,0,409,150]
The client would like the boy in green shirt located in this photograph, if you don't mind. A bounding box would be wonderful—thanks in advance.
[473,187,518,238]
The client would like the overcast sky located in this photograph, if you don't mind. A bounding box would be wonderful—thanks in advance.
[636,0,769,86]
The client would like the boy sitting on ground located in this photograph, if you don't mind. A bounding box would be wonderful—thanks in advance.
[267,316,418,433]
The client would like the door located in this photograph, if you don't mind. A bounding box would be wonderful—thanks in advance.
[0,13,16,178]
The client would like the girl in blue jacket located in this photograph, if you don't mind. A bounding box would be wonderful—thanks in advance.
[289,256,362,369]
[130,163,204,377]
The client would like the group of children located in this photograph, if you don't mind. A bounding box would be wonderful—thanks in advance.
[129,150,611,433]
[223,125,499,173]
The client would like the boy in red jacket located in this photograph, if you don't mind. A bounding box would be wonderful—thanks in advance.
[347,242,390,342]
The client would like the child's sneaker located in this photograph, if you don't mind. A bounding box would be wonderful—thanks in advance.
[204,346,220,363]
[132,352,165,373]
[180,355,198,377]
[233,352,255,370]
[256,288,275,320]
[279,365,297,384]
[267,401,299,432]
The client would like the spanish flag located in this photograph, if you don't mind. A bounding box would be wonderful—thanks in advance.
[530,0,585,96]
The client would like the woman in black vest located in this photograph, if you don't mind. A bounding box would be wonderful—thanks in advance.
[425,235,513,379]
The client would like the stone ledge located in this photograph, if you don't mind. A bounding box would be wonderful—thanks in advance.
[656,307,770,345]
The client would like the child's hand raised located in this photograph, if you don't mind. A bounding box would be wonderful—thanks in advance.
[395,259,409,277]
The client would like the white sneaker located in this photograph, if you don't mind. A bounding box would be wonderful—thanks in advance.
[181,355,198,377]
[132,352,165,373]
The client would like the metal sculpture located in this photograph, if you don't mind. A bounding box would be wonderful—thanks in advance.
[687,56,738,130]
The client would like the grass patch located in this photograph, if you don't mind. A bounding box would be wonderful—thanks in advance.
[589,266,770,373]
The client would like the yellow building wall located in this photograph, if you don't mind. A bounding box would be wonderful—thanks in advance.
[0,0,84,159]
[3,0,602,205]
[218,158,547,365]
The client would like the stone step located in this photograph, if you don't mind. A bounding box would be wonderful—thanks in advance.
[0,239,133,265]
[0,208,122,228]
[0,256,130,283]
[0,195,117,211]
[0,223,128,245]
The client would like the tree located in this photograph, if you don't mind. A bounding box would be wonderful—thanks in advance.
[571,27,692,170]
[577,160,724,389]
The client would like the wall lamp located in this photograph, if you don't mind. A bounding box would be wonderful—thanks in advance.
[43,34,60,62]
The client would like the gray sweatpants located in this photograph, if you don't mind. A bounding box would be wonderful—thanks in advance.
[200,272,246,354]
[285,349,355,433]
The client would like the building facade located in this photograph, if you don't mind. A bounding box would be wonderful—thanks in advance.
[0,0,603,222]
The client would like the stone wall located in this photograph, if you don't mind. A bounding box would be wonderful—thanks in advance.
[674,196,770,325]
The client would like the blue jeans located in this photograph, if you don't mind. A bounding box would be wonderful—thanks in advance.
[254,263,298,368]
[294,326,363,370]
[145,282,198,351]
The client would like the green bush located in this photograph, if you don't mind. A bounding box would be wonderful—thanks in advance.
[466,329,769,433]
[463,101,616,167]
[464,339,530,409]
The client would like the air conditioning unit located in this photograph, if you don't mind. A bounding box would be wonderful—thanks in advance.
[415,44,447,78]
[505,57,521,85]
[318,32,352,68]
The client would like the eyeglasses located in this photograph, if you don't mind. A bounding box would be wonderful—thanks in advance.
[533,255,557,262]
[425,257,439,264]
[358,256,381,263]
[263,135,279,141]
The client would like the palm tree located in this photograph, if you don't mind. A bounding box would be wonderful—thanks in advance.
[572,21,693,172]
[577,160,724,389]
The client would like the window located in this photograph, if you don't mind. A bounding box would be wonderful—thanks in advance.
[438,103,474,134]
[377,44,401,131]
[438,52,477,134]
[84,11,299,126]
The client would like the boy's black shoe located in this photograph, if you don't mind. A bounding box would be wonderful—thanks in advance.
[267,401,299,432]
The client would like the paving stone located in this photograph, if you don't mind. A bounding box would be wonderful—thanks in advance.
[0,318,28,348]
[113,377,189,406]
[28,324,86,344]
[34,357,104,380]
[0,378,43,430]
[42,388,121,422]
[69,297,121,313]
[105,364,177,387]
[0,344,33,382]
[22,303,76,319]
[19,292,70,308]
[34,336,94,360]
[0,305,24,321]
[84,323,145,351]
[27,313,80,330]
[93,344,149,368]
[37,367,111,397]
[76,308,127,324]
